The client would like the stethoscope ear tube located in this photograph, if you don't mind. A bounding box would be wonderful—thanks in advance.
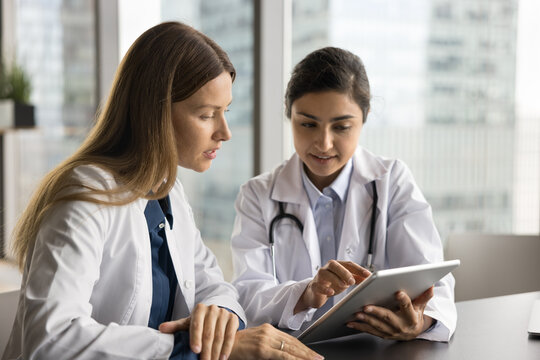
[367,181,378,271]
[269,202,304,282]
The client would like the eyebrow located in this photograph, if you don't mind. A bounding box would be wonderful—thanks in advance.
[296,111,356,122]
[193,100,233,110]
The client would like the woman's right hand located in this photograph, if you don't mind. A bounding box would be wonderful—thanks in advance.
[294,260,371,313]
[229,324,324,360]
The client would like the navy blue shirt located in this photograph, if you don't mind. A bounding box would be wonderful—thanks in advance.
[145,196,244,360]
[145,196,177,330]
[145,196,192,359]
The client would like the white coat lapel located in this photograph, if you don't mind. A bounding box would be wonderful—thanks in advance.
[337,181,372,262]
[337,148,390,264]
[271,154,322,275]
[133,198,154,325]
[166,185,194,313]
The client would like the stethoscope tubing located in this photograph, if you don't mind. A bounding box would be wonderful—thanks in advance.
[268,180,378,281]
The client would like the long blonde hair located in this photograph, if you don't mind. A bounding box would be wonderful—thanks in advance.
[12,22,235,269]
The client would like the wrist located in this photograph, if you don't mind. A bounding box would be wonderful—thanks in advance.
[294,292,308,314]
[421,315,434,332]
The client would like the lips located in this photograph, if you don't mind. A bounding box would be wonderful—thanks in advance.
[203,149,217,159]
[310,153,336,164]
[203,147,221,160]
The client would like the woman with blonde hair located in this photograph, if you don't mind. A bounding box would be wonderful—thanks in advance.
[3,22,323,360]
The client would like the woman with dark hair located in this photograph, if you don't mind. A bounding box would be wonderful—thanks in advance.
[2,22,323,360]
[231,47,456,342]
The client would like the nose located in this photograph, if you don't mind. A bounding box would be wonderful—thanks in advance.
[213,113,232,142]
[315,127,332,152]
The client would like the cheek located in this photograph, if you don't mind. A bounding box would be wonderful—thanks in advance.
[342,128,362,150]
[173,121,196,157]
[292,127,311,149]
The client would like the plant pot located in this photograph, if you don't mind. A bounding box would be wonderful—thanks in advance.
[0,99,35,130]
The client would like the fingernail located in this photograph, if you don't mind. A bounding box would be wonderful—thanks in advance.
[221,355,228,360]
[364,307,372,313]
[347,277,355,285]
[315,355,325,360]
[356,313,364,320]
[346,323,354,328]
[193,345,201,353]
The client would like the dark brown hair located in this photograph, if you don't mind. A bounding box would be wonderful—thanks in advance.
[285,47,370,122]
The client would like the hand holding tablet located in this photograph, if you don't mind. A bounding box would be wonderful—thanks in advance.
[297,260,460,344]
[349,285,435,340]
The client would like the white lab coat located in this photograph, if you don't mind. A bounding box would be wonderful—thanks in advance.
[3,165,245,360]
[231,147,456,342]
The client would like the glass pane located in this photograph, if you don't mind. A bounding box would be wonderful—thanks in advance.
[292,0,540,241]
[2,0,96,258]
[119,0,254,279]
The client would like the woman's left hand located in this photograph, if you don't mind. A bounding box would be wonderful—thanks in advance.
[346,286,434,341]
[159,303,239,360]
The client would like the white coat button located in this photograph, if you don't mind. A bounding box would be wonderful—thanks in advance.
[326,236,332,241]
[325,204,331,209]
[184,280,194,289]
[315,265,320,271]
[346,247,352,255]
[159,223,165,229]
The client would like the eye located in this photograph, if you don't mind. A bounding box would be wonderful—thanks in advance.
[200,113,215,120]
[300,122,316,128]
[334,125,351,131]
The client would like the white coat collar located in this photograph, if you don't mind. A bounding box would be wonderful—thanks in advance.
[271,153,307,204]
[271,146,390,203]
[350,146,390,184]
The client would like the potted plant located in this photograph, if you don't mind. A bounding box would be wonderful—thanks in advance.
[0,60,35,129]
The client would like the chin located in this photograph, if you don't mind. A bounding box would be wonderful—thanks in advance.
[178,161,211,173]
[195,162,212,173]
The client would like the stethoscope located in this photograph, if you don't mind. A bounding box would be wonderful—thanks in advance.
[268,181,378,283]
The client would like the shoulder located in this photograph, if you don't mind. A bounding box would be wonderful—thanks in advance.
[170,174,188,204]
[69,164,120,191]
[53,164,138,212]
[238,158,291,198]
[353,147,414,182]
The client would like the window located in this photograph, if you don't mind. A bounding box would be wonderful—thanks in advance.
[1,0,96,257]
[292,0,540,241]
[119,0,254,279]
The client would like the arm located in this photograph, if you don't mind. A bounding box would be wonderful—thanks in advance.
[20,199,174,359]
[386,161,456,341]
[158,181,246,360]
[191,226,246,321]
[350,161,456,342]
[231,180,316,330]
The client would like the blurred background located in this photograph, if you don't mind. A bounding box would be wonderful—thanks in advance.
[0,0,538,282]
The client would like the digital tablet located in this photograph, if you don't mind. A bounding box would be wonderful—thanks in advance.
[297,259,460,344]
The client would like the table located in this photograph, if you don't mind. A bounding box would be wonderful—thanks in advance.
[308,291,540,359]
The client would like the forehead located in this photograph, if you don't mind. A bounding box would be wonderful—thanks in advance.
[180,72,232,106]
[292,91,363,115]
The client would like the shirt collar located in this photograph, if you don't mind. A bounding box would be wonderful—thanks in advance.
[301,159,353,209]
[159,195,174,228]
[144,195,174,230]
